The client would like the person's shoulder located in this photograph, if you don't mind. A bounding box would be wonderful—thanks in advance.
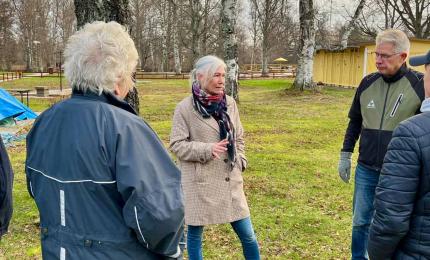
[175,95,193,111]
[362,72,381,82]
[406,68,424,80]
[397,112,430,137]
[357,72,381,92]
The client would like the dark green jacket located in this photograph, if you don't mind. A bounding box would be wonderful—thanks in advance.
[342,65,424,171]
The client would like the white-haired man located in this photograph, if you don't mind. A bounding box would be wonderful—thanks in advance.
[337,29,425,259]
[25,21,184,259]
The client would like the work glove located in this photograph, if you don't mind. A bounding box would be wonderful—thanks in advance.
[338,151,352,183]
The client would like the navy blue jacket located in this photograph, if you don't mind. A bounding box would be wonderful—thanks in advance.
[368,111,430,259]
[0,135,13,239]
[25,91,184,259]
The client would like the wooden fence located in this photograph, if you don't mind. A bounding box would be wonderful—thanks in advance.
[1,72,23,81]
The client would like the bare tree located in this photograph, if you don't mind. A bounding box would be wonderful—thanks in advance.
[170,0,182,74]
[74,0,140,114]
[389,0,430,38]
[354,0,401,38]
[250,0,286,77]
[293,0,316,91]
[221,0,239,100]
[0,0,16,70]
[339,0,366,49]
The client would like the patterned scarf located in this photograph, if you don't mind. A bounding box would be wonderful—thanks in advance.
[192,81,236,167]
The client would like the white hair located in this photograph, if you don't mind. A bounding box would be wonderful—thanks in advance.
[64,21,138,95]
[190,55,227,88]
[376,29,410,54]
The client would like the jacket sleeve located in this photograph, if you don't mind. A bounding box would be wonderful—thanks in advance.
[341,83,363,152]
[116,122,184,258]
[231,99,247,171]
[0,135,13,238]
[368,123,421,260]
[169,105,213,163]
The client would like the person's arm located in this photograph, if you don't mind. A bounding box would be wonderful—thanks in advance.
[338,85,363,182]
[231,99,247,171]
[169,105,213,163]
[116,122,184,258]
[0,135,13,238]
[342,87,363,153]
[368,123,421,260]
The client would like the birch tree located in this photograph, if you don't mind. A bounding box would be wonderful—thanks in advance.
[221,0,239,100]
[170,0,182,74]
[293,0,316,91]
[339,0,366,49]
[74,0,140,114]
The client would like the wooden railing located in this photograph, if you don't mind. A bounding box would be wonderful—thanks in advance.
[1,72,23,81]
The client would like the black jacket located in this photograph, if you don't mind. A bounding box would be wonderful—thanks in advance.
[368,111,430,259]
[26,91,184,259]
[0,135,13,239]
[342,65,424,171]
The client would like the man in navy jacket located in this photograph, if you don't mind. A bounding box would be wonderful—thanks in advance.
[368,51,430,259]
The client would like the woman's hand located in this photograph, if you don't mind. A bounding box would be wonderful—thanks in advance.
[211,139,229,159]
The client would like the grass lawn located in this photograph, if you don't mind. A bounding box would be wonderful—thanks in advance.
[0,78,356,259]
[1,75,69,90]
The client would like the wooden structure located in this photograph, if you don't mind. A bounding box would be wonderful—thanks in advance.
[313,38,430,88]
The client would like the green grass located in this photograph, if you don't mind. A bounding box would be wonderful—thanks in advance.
[0,79,356,259]
[1,76,69,90]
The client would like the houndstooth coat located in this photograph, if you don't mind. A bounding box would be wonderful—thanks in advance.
[169,95,250,226]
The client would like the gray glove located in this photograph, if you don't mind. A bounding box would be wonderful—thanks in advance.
[338,151,352,183]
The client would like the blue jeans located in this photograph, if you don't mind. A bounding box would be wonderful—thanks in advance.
[187,217,260,260]
[351,164,380,260]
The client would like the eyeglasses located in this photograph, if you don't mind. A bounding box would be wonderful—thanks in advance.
[371,52,400,60]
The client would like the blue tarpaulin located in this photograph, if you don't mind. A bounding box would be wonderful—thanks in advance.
[0,88,37,121]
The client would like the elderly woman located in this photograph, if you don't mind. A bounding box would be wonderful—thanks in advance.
[170,55,260,260]
[25,21,184,259]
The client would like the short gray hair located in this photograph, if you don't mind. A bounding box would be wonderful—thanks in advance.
[190,55,226,88]
[64,21,138,95]
[376,29,410,54]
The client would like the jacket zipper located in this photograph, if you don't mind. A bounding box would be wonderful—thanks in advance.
[389,93,403,117]
[376,83,391,168]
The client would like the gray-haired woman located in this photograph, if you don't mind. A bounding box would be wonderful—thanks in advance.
[170,55,260,260]
[25,21,184,259]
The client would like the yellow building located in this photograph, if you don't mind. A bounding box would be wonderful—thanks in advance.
[313,38,430,88]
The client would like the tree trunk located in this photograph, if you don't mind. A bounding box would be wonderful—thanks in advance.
[339,0,366,49]
[74,0,140,114]
[261,41,269,77]
[293,0,316,91]
[190,0,201,63]
[221,0,239,100]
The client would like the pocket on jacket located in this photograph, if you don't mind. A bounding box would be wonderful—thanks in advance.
[195,163,205,183]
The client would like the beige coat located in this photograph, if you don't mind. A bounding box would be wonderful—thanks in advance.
[169,95,250,226]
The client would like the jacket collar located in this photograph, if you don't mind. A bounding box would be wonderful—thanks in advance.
[421,98,430,112]
[381,63,409,83]
[71,88,137,115]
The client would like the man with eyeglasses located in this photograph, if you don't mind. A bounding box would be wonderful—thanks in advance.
[337,29,425,260]
[367,50,430,260]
